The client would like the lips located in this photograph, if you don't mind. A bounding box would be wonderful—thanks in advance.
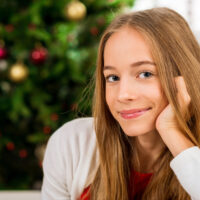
[119,108,151,119]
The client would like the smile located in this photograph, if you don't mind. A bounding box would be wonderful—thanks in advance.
[119,108,151,119]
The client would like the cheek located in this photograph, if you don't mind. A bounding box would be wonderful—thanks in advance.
[154,87,168,111]
[105,88,116,111]
[159,95,168,111]
[105,89,112,107]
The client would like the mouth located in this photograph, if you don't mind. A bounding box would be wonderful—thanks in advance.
[119,107,151,119]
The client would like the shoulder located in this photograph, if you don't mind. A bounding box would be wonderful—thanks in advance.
[42,117,97,199]
[48,117,96,155]
[61,117,94,132]
[50,117,94,143]
[55,117,94,135]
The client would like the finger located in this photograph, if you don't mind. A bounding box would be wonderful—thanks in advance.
[174,76,191,108]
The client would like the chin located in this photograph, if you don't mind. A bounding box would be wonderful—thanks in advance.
[119,124,156,137]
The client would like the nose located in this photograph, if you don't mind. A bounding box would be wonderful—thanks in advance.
[117,77,139,102]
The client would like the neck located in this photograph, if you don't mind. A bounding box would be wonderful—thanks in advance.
[133,130,166,173]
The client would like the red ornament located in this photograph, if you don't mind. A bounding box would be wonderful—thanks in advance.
[43,126,51,134]
[0,47,7,59]
[5,24,14,32]
[51,113,59,121]
[90,27,99,36]
[28,24,36,30]
[19,149,28,158]
[30,47,48,65]
[6,142,15,151]
[97,17,105,26]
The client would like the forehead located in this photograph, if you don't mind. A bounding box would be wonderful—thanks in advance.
[103,26,153,66]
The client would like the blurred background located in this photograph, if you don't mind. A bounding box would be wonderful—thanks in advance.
[0,0,134,191]
[0,0,199,193]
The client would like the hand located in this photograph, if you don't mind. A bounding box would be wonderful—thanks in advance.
[156,76,191,132]
[155,76,194,157]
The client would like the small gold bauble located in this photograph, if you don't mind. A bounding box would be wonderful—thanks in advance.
[9,63,28,82]
[65,1,87,21]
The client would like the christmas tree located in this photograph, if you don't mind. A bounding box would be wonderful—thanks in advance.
[0,0,134,189]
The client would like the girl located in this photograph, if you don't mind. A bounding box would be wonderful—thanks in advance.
[42,7,200,200]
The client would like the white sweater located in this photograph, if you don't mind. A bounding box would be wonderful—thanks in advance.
[41,118,200,200]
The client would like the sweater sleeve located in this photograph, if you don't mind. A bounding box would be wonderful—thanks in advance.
[41,129,71,200]
[41,117,98,200]
[170,146,200,200]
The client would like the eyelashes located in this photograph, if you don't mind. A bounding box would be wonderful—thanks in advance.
[104,71,155,83]
[138,71,154,79]
[105,74,119,82]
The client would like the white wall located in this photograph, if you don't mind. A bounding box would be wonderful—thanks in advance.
[132,0,200,42]
[0,191,40,200]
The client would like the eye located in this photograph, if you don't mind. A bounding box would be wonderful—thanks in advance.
[138,71,153,79]
[105,75,119,82]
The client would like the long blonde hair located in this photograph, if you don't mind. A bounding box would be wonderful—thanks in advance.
[90,7,200,200]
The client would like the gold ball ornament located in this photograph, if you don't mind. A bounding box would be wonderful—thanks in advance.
[9,63,28,82]
[65,1,87,21]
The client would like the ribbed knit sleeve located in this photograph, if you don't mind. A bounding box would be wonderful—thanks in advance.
[170,146,200,200]
[41,118,99,200]
[41,122,72,200]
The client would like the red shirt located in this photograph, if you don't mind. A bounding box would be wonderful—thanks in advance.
[80,170,153,200]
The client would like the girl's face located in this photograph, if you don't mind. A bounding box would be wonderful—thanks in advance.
[103,26,168,137]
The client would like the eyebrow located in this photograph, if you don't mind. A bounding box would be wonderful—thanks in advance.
[103,60,156,71]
